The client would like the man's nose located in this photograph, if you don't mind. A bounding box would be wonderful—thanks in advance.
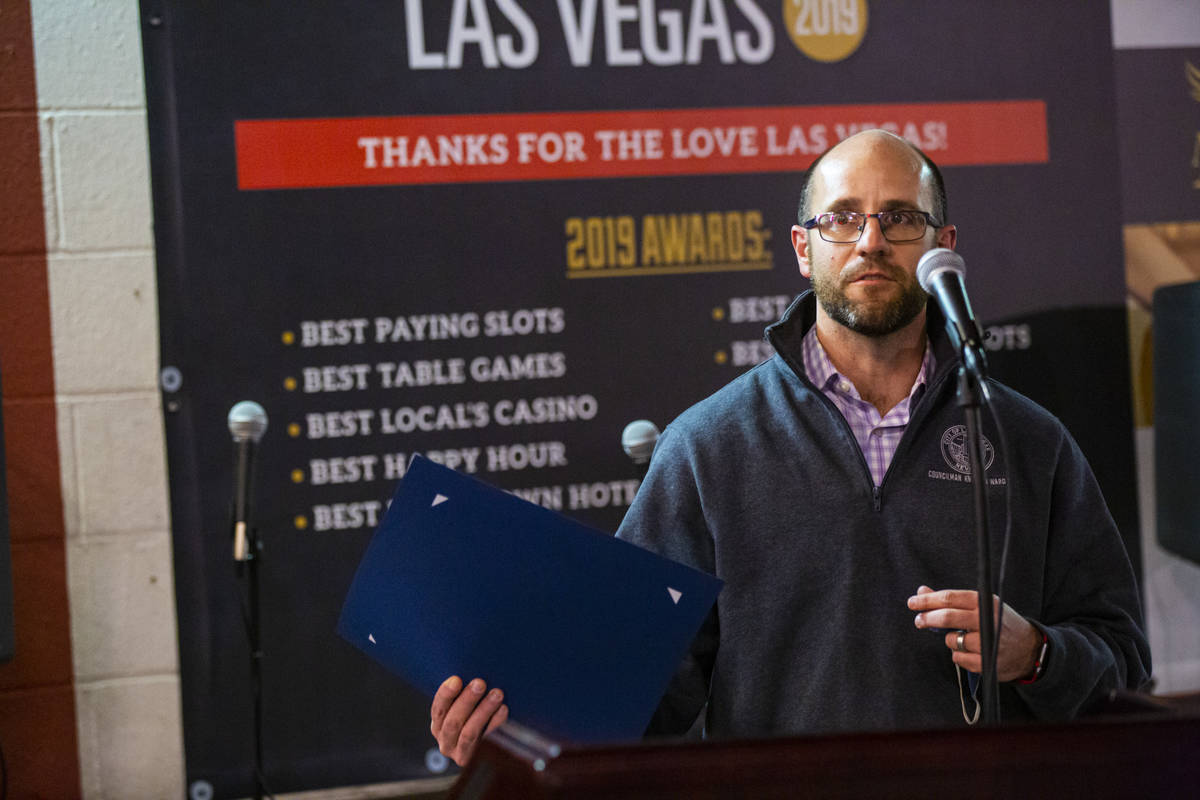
[857,215,891,253]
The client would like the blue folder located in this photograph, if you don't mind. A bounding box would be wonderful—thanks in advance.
[337,455,722,743]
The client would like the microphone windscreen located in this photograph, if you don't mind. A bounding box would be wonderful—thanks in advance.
[917,248,966,293]
[228,401,269,443]
[621,419,660,464]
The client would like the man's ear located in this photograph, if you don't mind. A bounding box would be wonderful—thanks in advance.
[936,224,957,251]
[791,225,812,279]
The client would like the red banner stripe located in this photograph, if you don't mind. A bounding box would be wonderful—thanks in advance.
[235,101,1048,190]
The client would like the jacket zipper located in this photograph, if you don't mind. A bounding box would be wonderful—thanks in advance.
[779,344,962,514]
[768,308,963,515]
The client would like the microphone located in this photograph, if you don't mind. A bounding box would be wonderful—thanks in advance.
[917,248,988,379]
[621,419,660,478]
[228,401,268,562]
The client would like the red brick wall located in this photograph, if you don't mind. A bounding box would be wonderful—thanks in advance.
[0,1,82,796]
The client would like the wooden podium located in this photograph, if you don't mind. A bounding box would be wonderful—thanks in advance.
[449,706,1200,798]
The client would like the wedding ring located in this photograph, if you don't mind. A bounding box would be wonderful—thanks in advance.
[956,630,968,652]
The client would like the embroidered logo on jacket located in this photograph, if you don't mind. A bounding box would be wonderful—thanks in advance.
[939,425,995,474]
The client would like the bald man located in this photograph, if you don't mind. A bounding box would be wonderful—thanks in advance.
[431,131,1150,762]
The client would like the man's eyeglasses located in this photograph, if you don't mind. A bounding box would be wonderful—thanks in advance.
[801,210,942,243]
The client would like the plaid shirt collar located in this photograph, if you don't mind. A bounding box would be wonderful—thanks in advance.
[800,325,935,413]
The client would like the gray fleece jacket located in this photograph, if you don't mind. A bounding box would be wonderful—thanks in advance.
[616,291,1151,737]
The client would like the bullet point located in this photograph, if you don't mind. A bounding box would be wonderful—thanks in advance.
[294,515,308,530]
[281,330,295,345]
[291,469,304,483]
[288,423,301,437]
[284,376,297,391]
[712,307,726,321]
[714,350,728,364]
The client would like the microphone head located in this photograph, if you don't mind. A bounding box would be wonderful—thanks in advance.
[228,401,269,443]
[621,419,660,465]
[917,247,966,293]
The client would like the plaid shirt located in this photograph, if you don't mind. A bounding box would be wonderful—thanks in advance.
[800,326,934,487]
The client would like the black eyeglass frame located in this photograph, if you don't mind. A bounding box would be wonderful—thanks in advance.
[800,210,944,243]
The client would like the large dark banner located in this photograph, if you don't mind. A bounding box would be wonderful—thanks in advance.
[141,2,1136,796]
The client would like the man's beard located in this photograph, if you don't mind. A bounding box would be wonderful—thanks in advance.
[810,259,928,337]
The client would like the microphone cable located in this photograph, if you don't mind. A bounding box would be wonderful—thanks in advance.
[985,393,1015,706]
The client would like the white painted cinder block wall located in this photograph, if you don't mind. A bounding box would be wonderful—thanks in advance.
[26,0,1200,797]
[30,0,183,797]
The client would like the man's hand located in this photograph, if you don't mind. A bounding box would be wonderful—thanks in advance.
[430,675,509,766]
[908,585,1043,682]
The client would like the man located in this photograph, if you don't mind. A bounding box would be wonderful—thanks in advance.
[430,130,1151,763]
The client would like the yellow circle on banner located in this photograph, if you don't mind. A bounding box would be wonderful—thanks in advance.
[291,469,304,483]
[287,422,301,438]
[294,515,308,530]
[281,330,295,345]
[783,0,869,63]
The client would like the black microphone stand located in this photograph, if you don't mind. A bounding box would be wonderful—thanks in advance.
[237,531,266,800]
[955,347,999,725]
[229,402,269,799]
[232,457,266,800]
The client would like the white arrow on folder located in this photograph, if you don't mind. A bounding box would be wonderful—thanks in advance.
[432,494,449,507]
[668,587,682,604]
[368,634,376,644]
